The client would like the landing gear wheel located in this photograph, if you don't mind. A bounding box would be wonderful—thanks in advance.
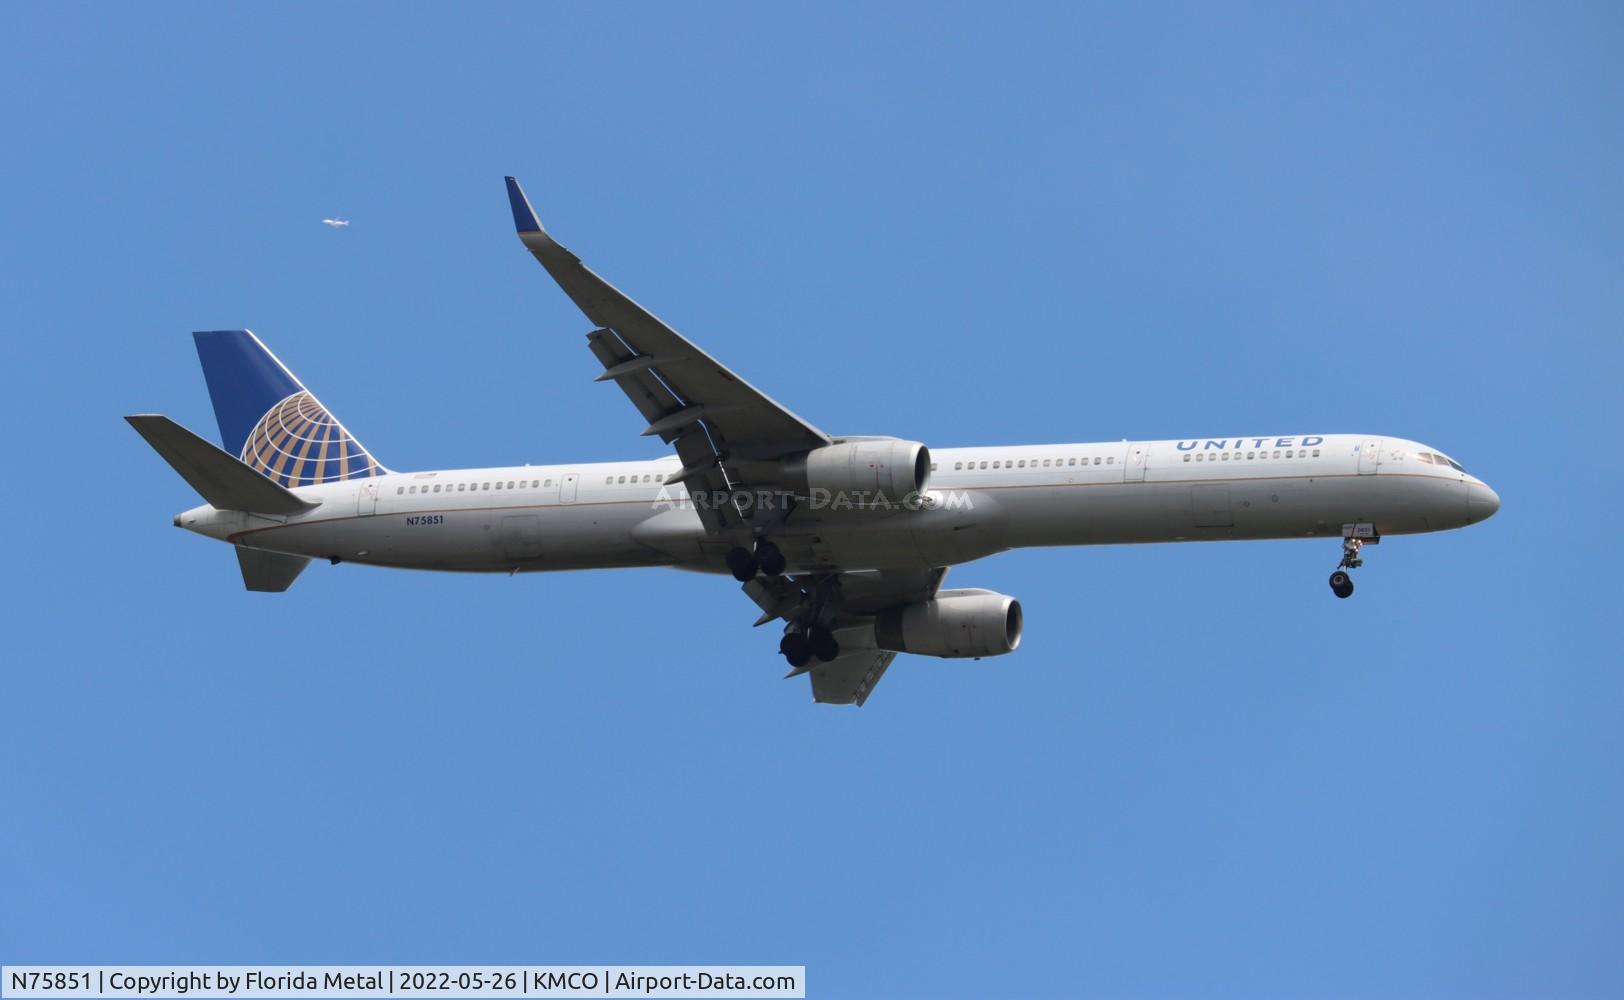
[780,632,812,669]
[1329,570,1354,599]
[725,546,759,582]
[755,539,786,577]
[807,624,841,662]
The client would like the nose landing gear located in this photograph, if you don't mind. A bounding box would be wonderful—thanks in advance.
[1329,569,1354,599]
[1328,535,1366,599]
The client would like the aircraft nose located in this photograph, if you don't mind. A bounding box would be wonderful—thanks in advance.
[1468,482,1501,523]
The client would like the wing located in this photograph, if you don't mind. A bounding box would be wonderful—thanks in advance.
[748,567,949,706]
[809,648,897,707]
[505,176,831,532]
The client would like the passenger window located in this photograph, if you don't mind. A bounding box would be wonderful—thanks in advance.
[457,483,465,491]
[1184,454,1192,462]
[618,476,626,484]
[931,463,938,472]
[1017,460,1025,468]
[396,487,404,494]
[979,461,988,469]
[605,476,613,484]
[408,485,417,494]
[1094,457,1101,465]
[483,483,490,490]
[1068,458,1076,466]
[1312,449,1320,457]
[1248,452,1256,459]
[1285,450,1294,458]
[1273,450,1281,459]
[655,474,664,482]
[495,481,503,490]
[1107,457,1114,464]
[992,461,1000,469]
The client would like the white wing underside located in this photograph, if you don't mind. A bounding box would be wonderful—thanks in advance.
[505,177,829,535]
[505,177,938,705]
[752,567,948,705]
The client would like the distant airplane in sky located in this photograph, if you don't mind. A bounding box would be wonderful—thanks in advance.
[127,177,1501,705]
[321,218,349,228]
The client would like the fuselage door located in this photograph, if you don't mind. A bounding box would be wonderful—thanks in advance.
[1358,438,1383,475]
[560,473,579,504]
[1191,484,1234,527]
[500,514,544,560]
[356,481,378,516]
[1124,443,1149,483]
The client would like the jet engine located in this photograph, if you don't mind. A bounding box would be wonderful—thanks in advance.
[872,589,1023,658]
[780,437,931,506]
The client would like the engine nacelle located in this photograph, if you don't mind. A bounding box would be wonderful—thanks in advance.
[781,438,931,507]
[873,589,1023,658]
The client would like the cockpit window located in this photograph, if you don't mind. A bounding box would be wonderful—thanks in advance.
[1417,453,1434,464]
[1432,453,1465,472]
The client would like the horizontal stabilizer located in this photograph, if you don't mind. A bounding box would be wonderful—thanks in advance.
[125,415,319,515]
[236,546,311,592]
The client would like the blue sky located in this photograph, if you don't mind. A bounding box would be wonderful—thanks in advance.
[3,4,1621,997]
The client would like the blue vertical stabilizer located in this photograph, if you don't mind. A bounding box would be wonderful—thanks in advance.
[191,330,386,486]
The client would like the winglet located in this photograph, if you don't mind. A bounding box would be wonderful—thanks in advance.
[504,176,545,234]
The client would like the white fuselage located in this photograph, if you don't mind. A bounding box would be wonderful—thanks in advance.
[177,434,1499,575]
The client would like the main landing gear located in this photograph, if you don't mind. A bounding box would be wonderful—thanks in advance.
[1328,536,1364,599]
[725,539,786,582]
[780,624,840,668]
[729,541,839,667]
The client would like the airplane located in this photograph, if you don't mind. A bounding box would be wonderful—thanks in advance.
[127,176,1502,706]
[321,218,350,228]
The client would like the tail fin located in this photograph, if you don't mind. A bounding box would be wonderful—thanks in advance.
[192,330,387,486]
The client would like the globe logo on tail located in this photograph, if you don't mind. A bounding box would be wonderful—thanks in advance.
[241,391,382,486]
